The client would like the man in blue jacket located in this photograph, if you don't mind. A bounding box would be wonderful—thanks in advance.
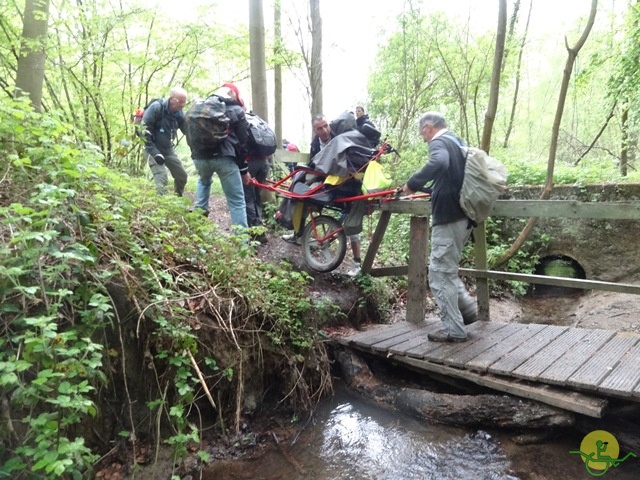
[401,111,477,343]
[141,87,189,196]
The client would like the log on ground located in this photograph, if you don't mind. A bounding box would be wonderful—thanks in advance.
[333,348,575,429]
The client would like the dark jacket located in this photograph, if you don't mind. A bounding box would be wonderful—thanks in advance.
[355,113,371,128]
[142,98,186,158]
[356,114,380,147]
[309,111,375,177]
[189,96,249,173]
[406,131,468,226]
[310,132,335,161]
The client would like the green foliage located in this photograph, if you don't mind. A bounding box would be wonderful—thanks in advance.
[0,97,327,476]
[353,274,393,318]
[479,218,551,296]
[1,97,108,478]
[0,0,253,175]
[368,8,496,150]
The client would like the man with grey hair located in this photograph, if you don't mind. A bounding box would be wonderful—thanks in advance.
[141,86,189,196]
[401,111,477,343]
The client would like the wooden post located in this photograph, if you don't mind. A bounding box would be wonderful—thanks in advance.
[406,216,429,324]
[362,210,391,273]
[473,222,490,321]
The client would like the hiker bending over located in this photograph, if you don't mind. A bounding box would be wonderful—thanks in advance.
[401,111,477,343]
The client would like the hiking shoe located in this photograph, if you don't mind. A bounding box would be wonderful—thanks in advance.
[346,265,362,277]
[188,207,209,218]
[427,329,467,343]
[463,313,478,325]
[282,233,301,245]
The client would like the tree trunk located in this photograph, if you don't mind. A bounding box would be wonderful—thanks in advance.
[309,0,323,115]
[274,0,283,149]
[334,349,575,429]
[249,0,268,119]
[620,104,629,176]
[15,0,50,111]
[493,0,598,269]
[481,0,507,153]
[503,0,532,148]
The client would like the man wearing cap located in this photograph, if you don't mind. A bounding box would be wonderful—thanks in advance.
[190,83,251,230]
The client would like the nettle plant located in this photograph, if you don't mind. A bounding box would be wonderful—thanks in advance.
[0,98,111,478]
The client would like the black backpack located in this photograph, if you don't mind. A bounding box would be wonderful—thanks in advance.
[246,112,277,157]
[184,95,230,150]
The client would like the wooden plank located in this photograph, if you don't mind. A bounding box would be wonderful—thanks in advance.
[362,210,390,274]
[540,329,616,386]
[489,325,569,376]
[371,326,426,352]
[419,322,510,363]
[406,217,429,324]
[344,322,413,347]
[394,356,608,418]
[388,334,431,356]
[272,150,309,164]
[382,199,640,221]
[387,324,438,356]
[568,333,640,390]
[465,323,548,373]
[368,265,408,277]
[459,269,640,296]
[490,200,640,220]
[512,328,591,381]
[440,323,523,368]
[598,343,640,397]
[473,222,490,322]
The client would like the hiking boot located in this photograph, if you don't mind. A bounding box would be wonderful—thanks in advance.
[282,233,301,245]
[463,313,478,325]
[188,207,210,218]
[427,329,467,343]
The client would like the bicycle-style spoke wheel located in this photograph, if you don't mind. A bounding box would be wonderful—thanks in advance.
[301,215,347,273]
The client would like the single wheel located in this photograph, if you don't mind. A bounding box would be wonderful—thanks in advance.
[301,215,347,273]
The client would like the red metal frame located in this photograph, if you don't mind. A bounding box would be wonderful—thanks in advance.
[251,141,430,205]
[307,215,344,245]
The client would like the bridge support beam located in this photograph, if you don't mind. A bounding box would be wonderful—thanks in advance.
[406,216,429,324]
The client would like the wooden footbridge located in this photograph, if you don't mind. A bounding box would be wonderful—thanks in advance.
[334,197,640,418]
[275,151,640,417]
[335,320,640,417]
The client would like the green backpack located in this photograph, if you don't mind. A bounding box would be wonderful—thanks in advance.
[184,95,231,150]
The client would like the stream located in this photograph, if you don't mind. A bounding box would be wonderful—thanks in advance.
[201,382,640,480]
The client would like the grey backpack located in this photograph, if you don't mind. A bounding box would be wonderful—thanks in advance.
[459,146,508,224]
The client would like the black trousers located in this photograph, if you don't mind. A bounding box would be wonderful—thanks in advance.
[243,157,270,227]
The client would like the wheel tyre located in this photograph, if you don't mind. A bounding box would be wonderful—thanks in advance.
[301,215,347,272]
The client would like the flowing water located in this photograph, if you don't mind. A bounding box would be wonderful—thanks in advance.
[201,383,640,480]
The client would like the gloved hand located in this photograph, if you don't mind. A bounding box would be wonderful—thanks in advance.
[154,154,165,165]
